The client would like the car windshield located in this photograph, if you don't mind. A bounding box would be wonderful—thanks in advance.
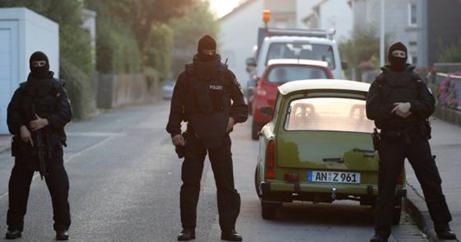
[267,65,328,84]
[266,42,335,69]
[285,97,374,133]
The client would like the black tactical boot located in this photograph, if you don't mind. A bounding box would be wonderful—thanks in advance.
[5,230,22,240]
[221,230,242,241]
[370,229,389,242]
[435,224,457,240]
[369,234,387,242]
[56,230,69,241]
[177,228,195,241]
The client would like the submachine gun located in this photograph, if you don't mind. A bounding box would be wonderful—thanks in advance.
[31,103,50,180]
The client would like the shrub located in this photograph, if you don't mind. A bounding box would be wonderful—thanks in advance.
[438,72,460,109]
[60,58,94,119]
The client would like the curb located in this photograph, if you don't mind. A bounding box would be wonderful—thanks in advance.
[405,183,460,242]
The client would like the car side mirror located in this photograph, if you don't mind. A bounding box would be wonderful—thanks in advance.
[341,61,348,70]
[260,107,273,116]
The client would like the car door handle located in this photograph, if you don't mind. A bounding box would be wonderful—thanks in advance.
[322,158,344,163]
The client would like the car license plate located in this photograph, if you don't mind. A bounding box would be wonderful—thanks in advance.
[307,170,360,184]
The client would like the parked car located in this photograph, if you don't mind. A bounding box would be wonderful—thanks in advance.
[255,33,344,80]
[161,80,175,99]
[251,59,333,139]
[255,79,406,223]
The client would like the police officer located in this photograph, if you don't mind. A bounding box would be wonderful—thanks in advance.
[5,51,72,240]
[366,42,456,242]
[166,35,248,241]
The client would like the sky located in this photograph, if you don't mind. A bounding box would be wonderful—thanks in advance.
[208,0,241,18]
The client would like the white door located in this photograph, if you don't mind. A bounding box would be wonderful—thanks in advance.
[0,21,18,134]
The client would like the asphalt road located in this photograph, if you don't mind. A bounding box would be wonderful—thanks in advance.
[0,102,428,242]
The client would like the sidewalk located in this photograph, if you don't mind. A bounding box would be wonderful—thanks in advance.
[405,117,461,241]
[0,135,11,154]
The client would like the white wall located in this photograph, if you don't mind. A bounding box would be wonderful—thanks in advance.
[0,8,59,134]
[219,0,264,84]
[318,0,353,41]
[296,0,321,27]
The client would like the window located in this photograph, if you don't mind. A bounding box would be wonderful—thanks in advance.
[266,43,336,69]
[408,3,417,27]
[267,65,328,84]
[284,97,374,133]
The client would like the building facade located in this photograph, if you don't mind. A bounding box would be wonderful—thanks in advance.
[302,0,353,41]
[351,0,461,68]
[0,8,59,134]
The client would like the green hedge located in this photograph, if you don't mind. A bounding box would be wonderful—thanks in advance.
[60,58,94,119]
[95,17,142,74]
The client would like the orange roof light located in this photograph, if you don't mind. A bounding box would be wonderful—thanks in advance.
[263,9,271,24]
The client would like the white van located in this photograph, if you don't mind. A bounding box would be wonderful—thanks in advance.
[255,35,343,79]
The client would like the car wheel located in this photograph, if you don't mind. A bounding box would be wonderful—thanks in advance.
[392,196,403,225]
[261,201,277,220]
[255,167,261,198]
[251,121,261,140]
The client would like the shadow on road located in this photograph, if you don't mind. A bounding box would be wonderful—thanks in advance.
[270,202,374,226]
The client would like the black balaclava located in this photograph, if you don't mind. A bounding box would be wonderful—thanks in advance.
[29,51,50,78]
[197,35,217,62]
[388,42,408,72]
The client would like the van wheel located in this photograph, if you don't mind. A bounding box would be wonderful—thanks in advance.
[392,197,403,225]
[252,121,260,140]
[261,201,277,220]
[255,167,262,198]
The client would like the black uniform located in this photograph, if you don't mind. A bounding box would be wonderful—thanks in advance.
[366,63,452,237]
[6,53,72,233]
[166,54,248,233]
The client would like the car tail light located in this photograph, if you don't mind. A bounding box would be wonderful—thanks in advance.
[265,140,275,179]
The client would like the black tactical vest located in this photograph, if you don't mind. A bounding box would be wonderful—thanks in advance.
[375,69,424,130]
[184,61,232,148]
[20,78,67,146]
[21,79,60,121]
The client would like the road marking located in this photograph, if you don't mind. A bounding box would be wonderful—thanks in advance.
[0,133,122,200]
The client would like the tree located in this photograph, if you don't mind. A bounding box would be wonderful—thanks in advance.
[86,0,192,67]
[339,26,381,71]
[438,38,461,63]
[170,0,219,75]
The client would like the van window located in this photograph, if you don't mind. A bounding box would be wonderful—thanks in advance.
[285,97,374,133]
[266,43,335,69]
[267,65,328,84]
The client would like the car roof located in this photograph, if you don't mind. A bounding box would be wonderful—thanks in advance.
[263,36,336,45]
[267,59,329,68]
[278,79,370,96]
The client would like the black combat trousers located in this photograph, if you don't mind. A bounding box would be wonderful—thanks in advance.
[375,135,452,233]
[180,133,241,232]
[7,147,71,232]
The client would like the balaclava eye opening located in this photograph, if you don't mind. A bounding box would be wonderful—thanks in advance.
[197,35,217,62]
[388,42,408,72]
[29,51,50,78]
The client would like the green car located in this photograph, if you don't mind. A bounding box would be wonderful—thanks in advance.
[255,79,405,224]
